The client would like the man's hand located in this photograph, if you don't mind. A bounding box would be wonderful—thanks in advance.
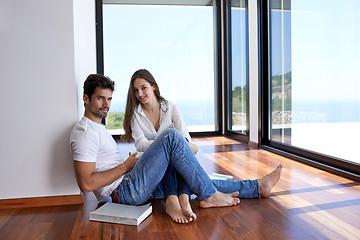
[123,152,140,172]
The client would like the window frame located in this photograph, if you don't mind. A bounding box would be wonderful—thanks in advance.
[258,0,360,180]
[224,0,250,142]
[95,0,224,137]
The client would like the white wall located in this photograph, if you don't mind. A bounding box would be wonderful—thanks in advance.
[0,0,96,199]
[74,0,97,120]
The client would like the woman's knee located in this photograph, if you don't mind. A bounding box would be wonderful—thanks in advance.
[159,128,181,139]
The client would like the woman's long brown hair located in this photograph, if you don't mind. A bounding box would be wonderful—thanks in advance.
[122,69,166,142]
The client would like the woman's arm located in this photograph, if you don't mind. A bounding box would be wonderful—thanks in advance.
[131,117,154,152]
[187,141,198,155]
[171,103,198,154]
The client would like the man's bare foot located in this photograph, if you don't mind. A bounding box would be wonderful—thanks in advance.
[199,191,240,208]
[165,195,191,224]
[258,164,283,197]
[179,194,197,221]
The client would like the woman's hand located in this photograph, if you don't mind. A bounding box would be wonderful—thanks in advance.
[188,142,198,155]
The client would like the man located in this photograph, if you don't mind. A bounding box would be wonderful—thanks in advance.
[70,74,282,223]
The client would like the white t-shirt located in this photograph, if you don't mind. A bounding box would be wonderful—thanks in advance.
[69,116,125,201]
[131,101,191,152]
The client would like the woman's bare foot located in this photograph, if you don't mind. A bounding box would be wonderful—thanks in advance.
[199,191,240,208]
[258,164,283,197]
[179,194,197,221]
[165,195,190,224]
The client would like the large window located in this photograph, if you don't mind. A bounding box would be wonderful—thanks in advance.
[265,0,360,168]
[99,1,217,134]
[227,0,248,135]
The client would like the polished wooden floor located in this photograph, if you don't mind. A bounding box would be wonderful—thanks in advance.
[1,136,360,240]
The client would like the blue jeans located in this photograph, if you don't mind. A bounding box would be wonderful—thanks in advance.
[162,161,192,199]
[113,128,259,205]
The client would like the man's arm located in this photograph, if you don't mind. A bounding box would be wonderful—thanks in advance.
[73,153,139,193]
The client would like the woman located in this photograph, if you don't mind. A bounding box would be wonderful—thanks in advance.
[123,69,197,223]
[123,69,198,154]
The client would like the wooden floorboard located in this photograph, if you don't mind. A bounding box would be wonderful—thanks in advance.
[1,136,360,239]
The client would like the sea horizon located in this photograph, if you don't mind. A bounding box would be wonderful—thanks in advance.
[109,99,360,126]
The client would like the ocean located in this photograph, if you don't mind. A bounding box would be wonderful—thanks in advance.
[109,99,360,126]
[292,100,360,123]
[109,100,215,126]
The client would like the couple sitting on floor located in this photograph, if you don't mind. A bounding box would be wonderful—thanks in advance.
[70,69,282,224]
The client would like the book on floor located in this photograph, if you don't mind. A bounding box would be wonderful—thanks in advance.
[89,202,152,226]
[208,173,233,180]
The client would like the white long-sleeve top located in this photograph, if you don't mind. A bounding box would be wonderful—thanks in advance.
[131,101,191,152]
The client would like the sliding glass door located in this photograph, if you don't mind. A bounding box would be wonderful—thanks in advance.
[227,0,249,137]
[264,0,360,171]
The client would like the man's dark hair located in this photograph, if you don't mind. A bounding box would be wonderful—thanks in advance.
[83,74,115,101]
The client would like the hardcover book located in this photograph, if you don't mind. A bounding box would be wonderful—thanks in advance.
[89,202,152,226]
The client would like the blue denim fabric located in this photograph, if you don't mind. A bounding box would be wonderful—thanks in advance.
[162,161,192,199]
[212,179,259,198]
[162,162,178,198]
[113,128,259,205]
[177,172,192,196]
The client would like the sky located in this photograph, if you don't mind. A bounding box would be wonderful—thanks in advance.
[285,0,359,101]
[103,5,215,108]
